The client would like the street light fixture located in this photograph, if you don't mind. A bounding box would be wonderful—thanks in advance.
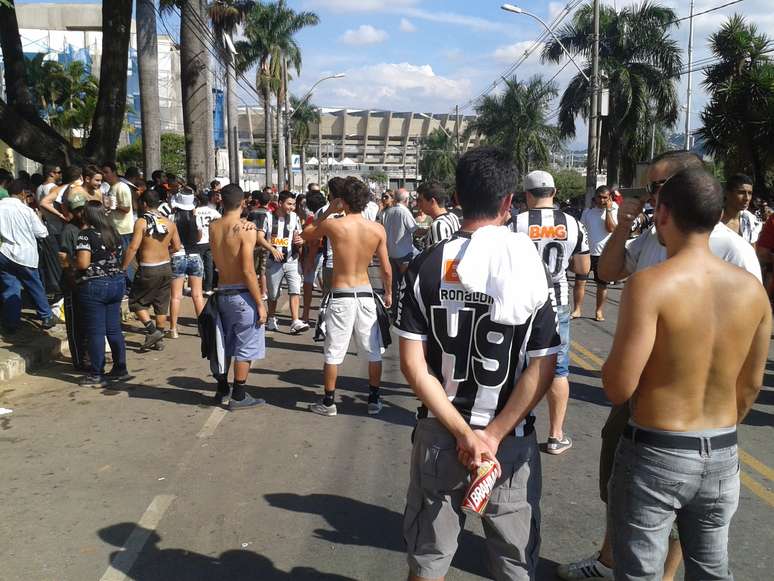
[500,4,589,82]
[288,73,346,120]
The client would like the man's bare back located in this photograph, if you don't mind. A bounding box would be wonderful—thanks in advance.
[210,216,257,286]
[325,214,387,288]
[605,249,771,431]
[136,216,178,264]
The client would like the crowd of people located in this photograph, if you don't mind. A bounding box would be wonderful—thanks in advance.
[0,147,769,581]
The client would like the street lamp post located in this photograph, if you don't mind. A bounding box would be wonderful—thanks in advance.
[501,3,598,206]
[284,73,345,190]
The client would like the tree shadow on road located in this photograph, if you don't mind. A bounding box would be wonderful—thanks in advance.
[741,407,773,427]
[264,493,560,580]
[568,382,611,408]
[97,523,356,581]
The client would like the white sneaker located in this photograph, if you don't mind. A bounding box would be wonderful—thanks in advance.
[266,317,278,331]
[557,553,613,580]
[166,328,179,339]
[289,319,310,335]
[310,402,337,416]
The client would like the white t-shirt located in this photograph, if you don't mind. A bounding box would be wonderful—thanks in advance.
[581,207,617,256]
[625,223,762,282]
[36,182,57,203]
[195,206,221,245]
[362,201,379,222]
[109,181,135,235]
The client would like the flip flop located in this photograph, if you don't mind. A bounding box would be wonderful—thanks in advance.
[595,316,605,322]
[570,313,581,320]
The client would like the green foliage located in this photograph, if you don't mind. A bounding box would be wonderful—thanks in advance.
[0,142,13,172]
[697,14,774,195]
[24,55,98,143]
[116,133,187,177]
[290,94,320,148]
[552,169,586,202]
[467,76,560,176]
[366,170,389,185]
[542,2,682,185]
[419,128,457,187]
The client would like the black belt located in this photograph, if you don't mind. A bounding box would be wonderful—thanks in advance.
[331,291,374,299]
[217,288,247,296]
[623,424,737,452]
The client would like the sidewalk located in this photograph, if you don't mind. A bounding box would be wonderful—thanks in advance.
[0,316,69,382]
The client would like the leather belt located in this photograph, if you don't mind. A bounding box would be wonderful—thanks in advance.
[623,424,737,451]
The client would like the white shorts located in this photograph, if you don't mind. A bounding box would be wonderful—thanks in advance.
[267,260,302,300]
[324,288,383,365]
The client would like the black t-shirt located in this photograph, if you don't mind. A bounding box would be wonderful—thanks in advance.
[395,232,561,434]
[59,223,81,261]
[74,228,123,284]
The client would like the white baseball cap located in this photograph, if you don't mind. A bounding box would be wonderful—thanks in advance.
[523,170,555,191]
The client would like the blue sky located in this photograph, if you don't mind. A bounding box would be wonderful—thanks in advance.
[19,1,774,147]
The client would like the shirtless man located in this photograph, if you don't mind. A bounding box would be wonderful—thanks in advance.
[301,177,392,416]
[603,167,771,581]
[208,184,267,410]
[122,190,180,351]
[559,150,762,581]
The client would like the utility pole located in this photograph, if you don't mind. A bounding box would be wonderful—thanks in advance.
[585,0,600,208]
[455,105,460,157]
[317,110,323,186]
[283,56,293,190]
[684,0,695,150]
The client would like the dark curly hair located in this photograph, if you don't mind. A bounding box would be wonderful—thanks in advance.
[340,177,371,214]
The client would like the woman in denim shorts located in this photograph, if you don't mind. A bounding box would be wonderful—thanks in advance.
[168,190,206,338]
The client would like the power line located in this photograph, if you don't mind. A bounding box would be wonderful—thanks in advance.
[668,0,745,25]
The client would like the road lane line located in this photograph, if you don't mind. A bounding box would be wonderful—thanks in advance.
[197,407,228,438]
[99,494,176,581]
[570,351,599,373]
[571,340,606,367]
[740,472,774,508]
[739,449,774,482]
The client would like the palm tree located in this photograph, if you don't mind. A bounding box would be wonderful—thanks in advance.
[419,128,457,186]
[137,0,161,174]
[467,75,561,176]
[290,94,320,188]
[697,15,774,195]
[542,1,682,185]
[236,0,318,189]
[161,0,210,185]
[208,0,254,185]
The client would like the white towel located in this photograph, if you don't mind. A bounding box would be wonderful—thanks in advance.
[456,225,549,325]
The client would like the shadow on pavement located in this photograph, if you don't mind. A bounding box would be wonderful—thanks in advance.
[97,523,357,581]
[568,382,611,407]
[568,365,601,380]
[741,408,773,427]
[263,493,560,580]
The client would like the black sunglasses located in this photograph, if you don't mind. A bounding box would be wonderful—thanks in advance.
[646,179,667,194]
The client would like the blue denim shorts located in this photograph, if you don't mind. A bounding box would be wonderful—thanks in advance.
[555,305,571,377]
[172,253,204,279]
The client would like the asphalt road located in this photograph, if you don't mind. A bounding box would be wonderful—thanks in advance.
[1,283,772,581]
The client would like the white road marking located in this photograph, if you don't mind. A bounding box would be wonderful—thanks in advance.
[197,407,228,438]
[99,494,176,581]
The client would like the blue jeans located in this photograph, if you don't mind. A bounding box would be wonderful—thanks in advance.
[77,275,127,376]
[0,252,53,329]
[555,305,571,377]
[609,427,740,581]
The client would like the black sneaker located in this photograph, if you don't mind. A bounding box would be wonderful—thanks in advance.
[80,375,108,388]
[229,393,266,410]
[140,329,164,351]
[106,369,134,382]
[41,316,61,330]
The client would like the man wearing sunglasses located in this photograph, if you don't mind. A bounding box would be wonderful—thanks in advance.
[559,150,762,581]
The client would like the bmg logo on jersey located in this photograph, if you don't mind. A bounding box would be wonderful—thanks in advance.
[443,259,461,283]
[528,225,567,240]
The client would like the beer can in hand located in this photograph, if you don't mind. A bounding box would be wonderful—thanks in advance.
[461,459,502,515]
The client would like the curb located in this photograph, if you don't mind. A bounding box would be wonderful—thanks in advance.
[0,329,69,383]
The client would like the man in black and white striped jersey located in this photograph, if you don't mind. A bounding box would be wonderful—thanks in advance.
[511,170,590,455]
[416,180,461,246]
[397,147,560,581]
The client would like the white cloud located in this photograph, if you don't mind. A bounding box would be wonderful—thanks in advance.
[400,18,417,33]
[339,25,389,45]
[492,41,545,64]
[303,0,417,12]
[403,8,506,32]
[300,62,471,112]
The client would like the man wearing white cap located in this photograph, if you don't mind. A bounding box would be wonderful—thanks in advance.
[511,170,590,455]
